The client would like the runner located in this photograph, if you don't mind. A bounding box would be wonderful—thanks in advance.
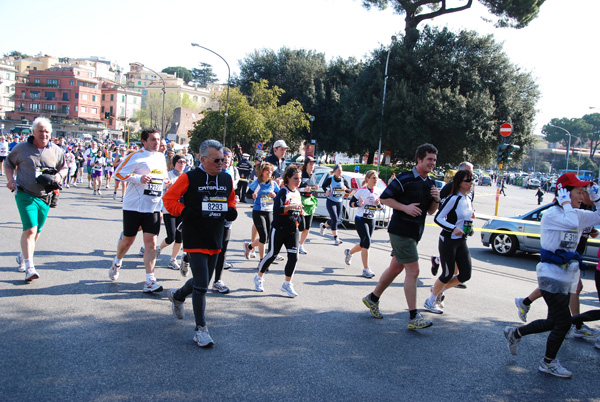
[112,146,128,201]
[503,173,600,378]
[163,139,237,347]
[319,164,350,245]
[298,156,318,255]
[108,128,170,293]
[344,170,383,278]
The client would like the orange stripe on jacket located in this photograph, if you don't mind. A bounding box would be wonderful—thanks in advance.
[114,149,143,181]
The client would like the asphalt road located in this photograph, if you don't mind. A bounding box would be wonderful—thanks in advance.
[1,176,599,401]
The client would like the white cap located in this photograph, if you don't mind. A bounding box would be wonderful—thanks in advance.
[273,140,289,149]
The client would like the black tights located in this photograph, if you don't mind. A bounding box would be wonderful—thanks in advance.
[258,227,299,277]
[215,227,231,282]
[571,269,600,328]
[174,253,217,328]
[518,290,571,360]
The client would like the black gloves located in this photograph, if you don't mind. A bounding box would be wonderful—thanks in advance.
[225,206,238,221]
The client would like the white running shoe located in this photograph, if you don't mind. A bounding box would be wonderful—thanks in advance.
[573,324,600,339]
[212,280,230,294]
[244,242,252,259]
[424,297,443,314]
[25,267,40,282]
[97,190,102,196]
[253,274,264,292]
[224,262,232,270]
[298,244,308,255]
[193,326,214,348]
[16,252,25,272]
[180,254,190,277]
[334,238,343,246]
[320,223,326,236]
[93,190,97,195]
[109,263,120,281]
[167,288,184,319]
[143,279,163,293]
[344,249,352,265]
[112,193,116,200]
[139,246,145,257]
[538,359,572,378]
[503,326,520,356]
[168,258,180,270]
[362,268,375,278]
[249,249,257,259]
[281,282,298,297]
[275,254,285,262]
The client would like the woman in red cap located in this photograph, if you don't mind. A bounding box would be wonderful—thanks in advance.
[503,172,600,378]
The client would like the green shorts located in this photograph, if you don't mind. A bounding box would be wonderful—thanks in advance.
[389,233,419,264]
[87,165,93,175]
[16,190,50,232]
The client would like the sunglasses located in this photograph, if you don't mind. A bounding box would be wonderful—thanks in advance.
[212,158,225,163]
[463,178,473,183]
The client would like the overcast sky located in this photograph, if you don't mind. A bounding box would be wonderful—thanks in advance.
[2,0,598,134]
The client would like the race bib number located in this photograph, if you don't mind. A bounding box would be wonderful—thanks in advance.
[143,177,164,197]
[202,196,227,218]
[260,195,274,211]
[559,231,578,249]
[333,188,345,197]
[363,204,377,219]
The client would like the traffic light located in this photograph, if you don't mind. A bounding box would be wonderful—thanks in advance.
[104,112,110,119]
[506,144,520,162]
[497,144,508,163]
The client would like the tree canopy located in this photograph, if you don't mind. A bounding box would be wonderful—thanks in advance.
[161,66,193,84]
[542,113,600,159]
[362,0,546,48]
[191,63,218,87]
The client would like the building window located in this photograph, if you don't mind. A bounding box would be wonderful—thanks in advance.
[44,104,56,111]
[82,106,87,113]
[122,95,125,102]
[102,94,105,101]
[81,93,88,100]
[101,106,104,113]
[109,106,113,114]
[91,108,97,114]
[110,94,114,101]
[30,103,40,111]
[75,93,79,99]
[92,95,96,102]
[5,73,9,79]
[75,106,78,112]
[30,91,40,99]
[47,79,58,85]
[70,80,75,86]
[62,106,69,114]
[34,78,40,84]
[45,91,56,100]
[62,92,69,101]
[137,81,141,86]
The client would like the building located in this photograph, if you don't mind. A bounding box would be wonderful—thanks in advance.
[166,107,205,145]
[100,81,142,140]
[0,62,17,119]
[8,66,103,130]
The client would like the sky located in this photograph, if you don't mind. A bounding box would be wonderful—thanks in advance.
[2,0,599,134]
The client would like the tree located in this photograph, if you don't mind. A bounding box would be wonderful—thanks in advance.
[3,50,30,59]
[140,92,182,133]
[191,63,218,87]
[161,66,193,84]
[189,80,310,154]
[362,0,547,49]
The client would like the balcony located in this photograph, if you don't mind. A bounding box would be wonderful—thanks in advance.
[26,82,60,88]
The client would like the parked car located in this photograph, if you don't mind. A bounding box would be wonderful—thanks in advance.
[480,203,599,261]
[479,175,492,186]
[526,178,541,189]
[312,169,392,228]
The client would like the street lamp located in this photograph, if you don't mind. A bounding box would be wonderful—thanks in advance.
[191,43,230,145]
[377,35,397,173]
[548,123,578,172]
[132,62,165,134]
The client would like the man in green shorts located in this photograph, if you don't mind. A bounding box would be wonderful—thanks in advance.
[5,117,67,281]
[362,143,441,329]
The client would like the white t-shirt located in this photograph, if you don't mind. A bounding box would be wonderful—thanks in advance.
[0,141,8,157]
[353,186,383,219]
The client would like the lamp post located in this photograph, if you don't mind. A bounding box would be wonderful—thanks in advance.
[377,35,397,173]
[548,123,577,172]
[191,43,230,145]
[133,62,165,134]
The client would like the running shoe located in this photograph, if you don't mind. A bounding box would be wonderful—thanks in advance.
[112,193,116,200]
[120,196,123,202]
[108,263,120,281]
[344,249,352,265]
[320,223,326,236]
[93,190,97,195]
[25,267,40,282]
[424,298,443,314]
[180,255,190,277]
[253,274,264,292]
[244,242,252,259]
[515,297,530,323]
[139,246,145,257]
[573,324,600,339]
[16,252,25,272]
[407,313,432,330]
[456,283,467,289]
[65,184,70,188]
[143,279,163,293]
[430,256,439,276]
[193,326,214,348]
[97,190,102,196]
[167,258,180,270]
[224,262,232,270]
[334,238,343,246]
[249,249,257,259]
[538,359,572,378]
[212,280,230,294]
[362,268,375,278]
[299,245,308,255]
[167,288,184,319]
[281,282,298,297]
[275,254,285,262]
[503,326,520,356]
[362,294,383,319]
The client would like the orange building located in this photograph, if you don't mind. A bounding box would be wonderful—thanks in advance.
[8,66,102,124]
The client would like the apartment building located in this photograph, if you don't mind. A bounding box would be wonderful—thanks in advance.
[100,81,142,131]
[0,62,17,119]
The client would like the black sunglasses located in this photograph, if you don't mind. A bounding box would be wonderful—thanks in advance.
[463,178,473,183]
[212,158,225,163]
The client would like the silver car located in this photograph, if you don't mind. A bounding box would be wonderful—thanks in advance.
[480,203,599,261]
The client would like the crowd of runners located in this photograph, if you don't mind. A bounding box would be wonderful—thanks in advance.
[3,120,599,377]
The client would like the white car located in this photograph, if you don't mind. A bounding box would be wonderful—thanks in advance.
[311,168,392,228]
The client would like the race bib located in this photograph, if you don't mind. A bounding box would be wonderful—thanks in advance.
[363,204,377,219]
[559,231,578,249]
[143,177,164,197]
[202,196,227,218]
[260,195,274,211]
[333,188,345,197]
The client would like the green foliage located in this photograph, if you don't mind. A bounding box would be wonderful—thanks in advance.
[4,50,30,59]
[181,93,199,109]
[139,92,182,133]
[161,66,193,84]
[192,63,218,87]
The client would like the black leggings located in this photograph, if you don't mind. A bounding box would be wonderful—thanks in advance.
[355,216,374,249]
[258,226,299,277]
[252,210,272,244]
[299,214,314,232]
[215,226,231,282]
[571,269,600,327]
[518,290,571,360]
[326,199,343,231]
[438,236,471,284]
[174,252,217,328]
[163,213,182,245]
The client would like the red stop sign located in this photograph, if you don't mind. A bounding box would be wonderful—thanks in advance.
[500,123,513,137]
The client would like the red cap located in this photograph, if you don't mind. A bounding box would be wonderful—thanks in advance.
[556,172,592,189]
